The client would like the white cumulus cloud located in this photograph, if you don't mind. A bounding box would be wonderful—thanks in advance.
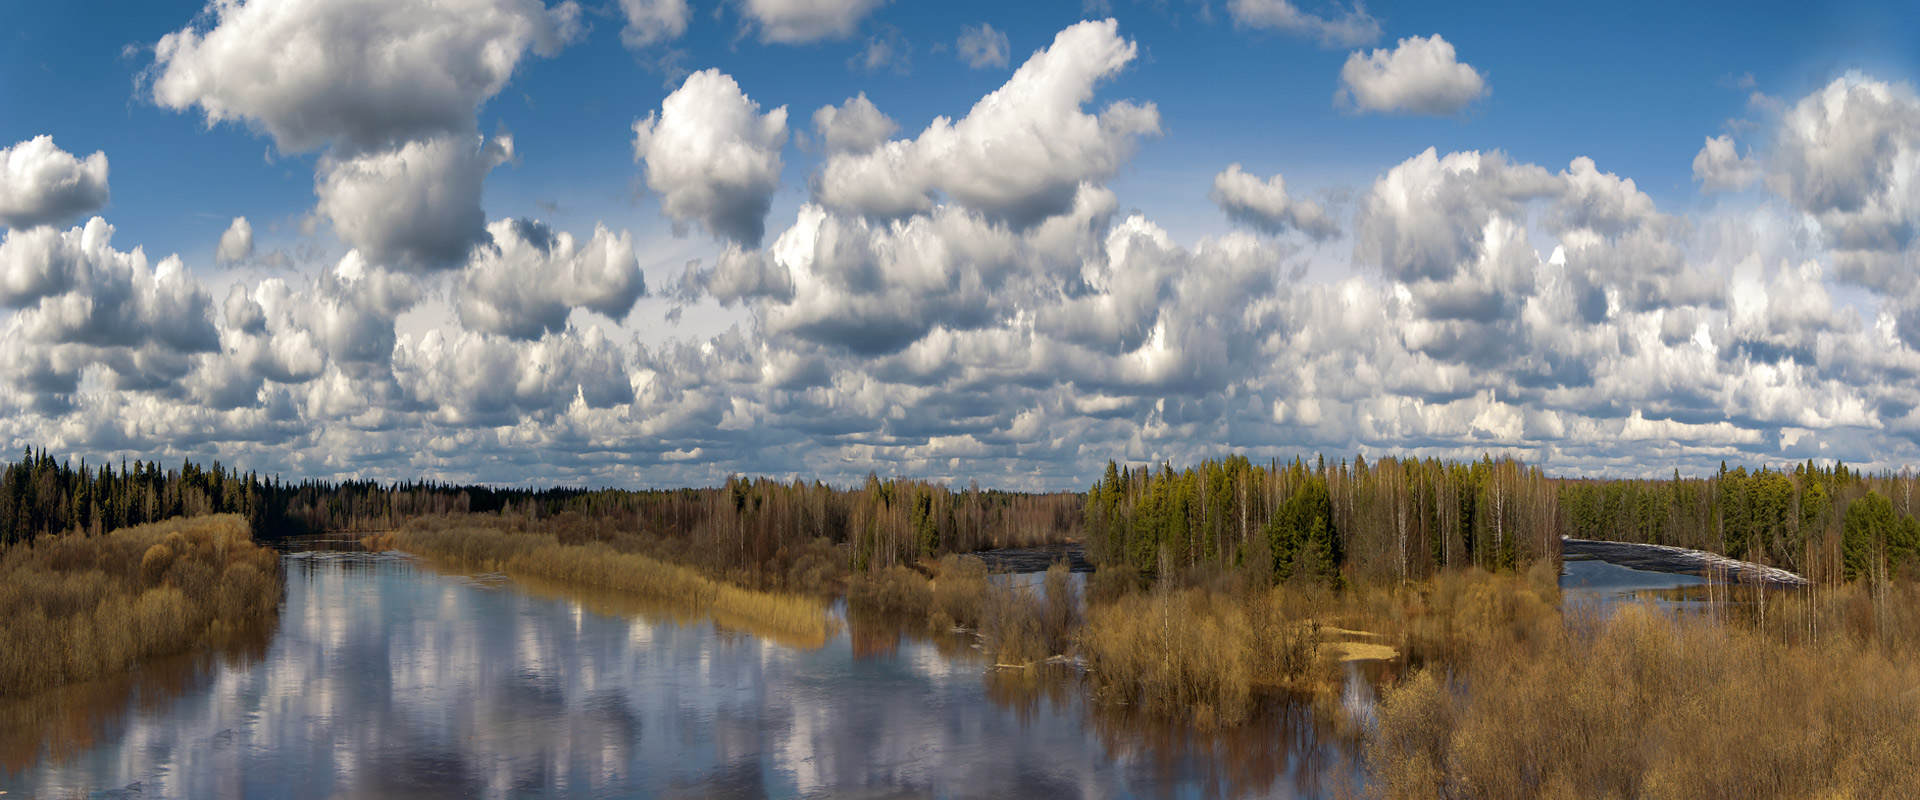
[1693,134,1761,193]
[740,0,888,44]
[150,0,581,153]
[1210,164,1338,240]
[0,136,110,230]
[216,217,254,265]
[1766,74,1920,290]
[456,218,649,340]
[633,69,789,247]
[1337,34,1488,116]
[812,93,898,155]
[150,0,580,269]
[813,18,1160,227]
[315,133,515,268]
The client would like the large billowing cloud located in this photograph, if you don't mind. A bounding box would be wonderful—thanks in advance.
[150,0,580,153]
[315,133,515,267]
[1226,0,1379,48]
[739,0,888,44]
[150,0,581,268]
[15,18,1920,489]
[0,218,218,410]
[1765,75,1920,290]
[0,137,110,230]
[633,69,789,247]
[1337,34,1488,116]
[812,19,1160,227]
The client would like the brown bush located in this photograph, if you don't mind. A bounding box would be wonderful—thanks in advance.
[1083,588,1254,728]
[980,583,1049,666]
[847,565,933,619]
[930,554,989,630]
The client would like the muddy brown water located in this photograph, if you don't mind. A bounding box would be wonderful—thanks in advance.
[1,540,1367,799]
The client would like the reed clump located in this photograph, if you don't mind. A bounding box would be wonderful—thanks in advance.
[0,515,282,696]
[381,516,833,646]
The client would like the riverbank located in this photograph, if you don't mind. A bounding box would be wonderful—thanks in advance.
[0,515,283,697]
[1562,537,1808,586]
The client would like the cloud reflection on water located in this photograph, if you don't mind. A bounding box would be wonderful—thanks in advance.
[2,552,1356,798]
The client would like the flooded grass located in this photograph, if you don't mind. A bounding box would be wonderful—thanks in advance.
[0,514,282,697]
[372,516,835,647]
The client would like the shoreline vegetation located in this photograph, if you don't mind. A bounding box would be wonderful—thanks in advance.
[0,514,282,698]
[366,516,838,648]
[14,448,1920,795]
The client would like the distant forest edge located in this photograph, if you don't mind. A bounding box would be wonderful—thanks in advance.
[4,447,1919,585]
[0,448,1082,569]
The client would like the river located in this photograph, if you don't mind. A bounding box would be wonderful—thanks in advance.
[1,546,1363,799]
[1,540,1728,798]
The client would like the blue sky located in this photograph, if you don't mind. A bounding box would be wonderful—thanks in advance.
[0,0,1917,488]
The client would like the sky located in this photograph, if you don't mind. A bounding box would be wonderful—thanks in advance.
[0,0,1917,490]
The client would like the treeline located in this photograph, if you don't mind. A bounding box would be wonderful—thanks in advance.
[1560,460,1920,583]
[0,446,593,548]
[0,447,1084,589]
[535,475,1081,586]
[1084,455,1559,586]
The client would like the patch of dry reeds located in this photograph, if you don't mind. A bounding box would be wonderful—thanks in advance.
[0,515,282,697]
[1368,574,1920,800]
[382,517,833,647]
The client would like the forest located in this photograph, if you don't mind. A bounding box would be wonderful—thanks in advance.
[1085,454,1920,589]
[8,445,1920,589]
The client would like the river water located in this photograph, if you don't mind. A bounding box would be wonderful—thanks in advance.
[1,549,1363,799]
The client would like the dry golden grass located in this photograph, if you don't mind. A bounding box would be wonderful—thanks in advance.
[1365,572,1920,800]
[0,514,282,697]
[381,516,834,647]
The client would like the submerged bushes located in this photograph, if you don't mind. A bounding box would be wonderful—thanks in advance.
[848,556,1083,667]
[0,515,282,696]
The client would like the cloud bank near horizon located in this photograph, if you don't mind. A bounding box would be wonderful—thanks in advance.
[2,5,1919,490]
